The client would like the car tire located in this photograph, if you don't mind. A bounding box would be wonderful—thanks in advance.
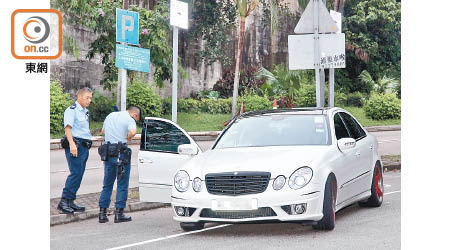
[312,175,336,231]
[180,222,205,231]
[358,163,383,207]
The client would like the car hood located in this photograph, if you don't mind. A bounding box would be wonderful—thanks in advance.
[183,145,331,179]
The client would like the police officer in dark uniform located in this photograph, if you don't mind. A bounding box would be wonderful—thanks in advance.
[97,106,142,223]
[57,87,93,214]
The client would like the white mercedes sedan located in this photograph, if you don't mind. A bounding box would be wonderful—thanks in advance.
[137,107,384,231]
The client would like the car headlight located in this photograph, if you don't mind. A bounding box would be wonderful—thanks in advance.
[174,170,190,192]
[273,175,286,190]
[193,177,202,192]
[288,167,313,190]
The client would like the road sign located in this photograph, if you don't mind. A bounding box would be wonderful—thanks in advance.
[115,44,150,72]
[330,10,342,33]
[170,0,188,29]
[288,33,346,70]
[116,8,139,45]
[294,0,337,34]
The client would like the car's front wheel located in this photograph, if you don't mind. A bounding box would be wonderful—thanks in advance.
[313,175,336,230]
[180,222,205,231]
[359,162,383,207]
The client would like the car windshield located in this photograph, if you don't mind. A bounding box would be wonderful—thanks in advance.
[214,114,331,149]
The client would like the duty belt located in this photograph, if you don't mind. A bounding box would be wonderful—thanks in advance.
[73,137,93,149]
[60,136,92,149]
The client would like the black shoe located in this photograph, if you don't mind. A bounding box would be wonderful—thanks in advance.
[114,208,132,223]
[68,199,86,212]
[99,208,109,223]
[57,198,74,214]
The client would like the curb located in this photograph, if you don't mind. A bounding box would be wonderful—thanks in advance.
[383,163,401,172]
[50,125,400,150]
[365,125,401,132]
[50,202,168,226]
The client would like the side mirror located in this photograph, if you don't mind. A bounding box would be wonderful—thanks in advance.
[337,138,356,151]
[178,144,199,156]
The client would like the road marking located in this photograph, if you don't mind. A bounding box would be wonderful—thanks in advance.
[385,190,401,195]
[105,224,232,250]
[106,190,401,250]
[378,139,401,144]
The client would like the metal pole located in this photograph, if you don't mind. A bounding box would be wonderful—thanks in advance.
[320,68,325,106]
[120,68,127,110]
[118,0,129,111]
[329,68,334,107]
[171,26,178,123]
[313,0,321,107]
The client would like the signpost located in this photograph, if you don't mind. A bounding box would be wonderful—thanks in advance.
[115,8,141,111]
[289,0,345,108]
[170,0,188,123]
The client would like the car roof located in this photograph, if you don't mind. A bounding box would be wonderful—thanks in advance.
[239,107,343,117]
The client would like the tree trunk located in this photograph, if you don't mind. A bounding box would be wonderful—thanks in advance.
[231,16,246,117]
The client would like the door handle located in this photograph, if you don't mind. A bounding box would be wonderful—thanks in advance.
[355,151,361,157]
[139,158,153,164]
[369,145,373,150]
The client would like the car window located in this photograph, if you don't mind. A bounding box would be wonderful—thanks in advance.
[214,114,331,149]
[339,112,366,140]
[333,113,350,140]
[141,120,190,153]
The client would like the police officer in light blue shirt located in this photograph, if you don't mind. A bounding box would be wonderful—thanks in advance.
[57,87,93,214]
[98,106,141,223]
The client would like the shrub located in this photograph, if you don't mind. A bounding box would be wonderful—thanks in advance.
[50,80,72,135]
[345,91,366,107]
[179,98,201,113]
[127,80,163,118]
[364,93,401,120]
[89,91,115,121]
[162,97,172,114]
[294,84,316,107]
[201,98,232,114]
[238,95,272,112]
[213,65,265,98]
[334,91,347,107]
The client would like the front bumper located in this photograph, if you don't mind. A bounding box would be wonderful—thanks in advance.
[171,185,324,223]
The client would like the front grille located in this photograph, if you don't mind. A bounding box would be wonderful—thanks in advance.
[205,172,271,196]
[200,207,277,219]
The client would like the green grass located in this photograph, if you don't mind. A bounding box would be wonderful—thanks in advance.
[162,112,231,132]
[50,107,400,138]
[341,106,401,127]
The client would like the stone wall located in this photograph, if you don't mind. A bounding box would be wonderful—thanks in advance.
[51,0,300,98]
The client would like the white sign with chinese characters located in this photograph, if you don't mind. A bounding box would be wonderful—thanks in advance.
[170,0,188,29]
[288,33,346,70]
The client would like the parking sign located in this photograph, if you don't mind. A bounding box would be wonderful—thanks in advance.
[116,8,139,45]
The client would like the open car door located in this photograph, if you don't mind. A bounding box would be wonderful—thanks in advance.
[138,117,202,203]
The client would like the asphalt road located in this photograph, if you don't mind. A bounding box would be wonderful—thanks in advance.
[50,171,401,250]
[50,130,400,198]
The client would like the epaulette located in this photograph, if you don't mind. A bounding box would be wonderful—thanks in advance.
[69,103,76,109]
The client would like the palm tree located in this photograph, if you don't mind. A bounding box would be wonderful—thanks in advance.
[256,64,308,107]
[359,70,399,94]
[231,0,260,117]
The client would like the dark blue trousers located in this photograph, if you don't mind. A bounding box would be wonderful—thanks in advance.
[98,153,131,209]
[62,145,89,200]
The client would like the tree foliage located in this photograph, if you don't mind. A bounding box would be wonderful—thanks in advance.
[342,0,401,92]
[53,0,175,90]
[188,0,237,66]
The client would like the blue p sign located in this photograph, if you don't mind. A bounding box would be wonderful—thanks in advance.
[116,8,139,45]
